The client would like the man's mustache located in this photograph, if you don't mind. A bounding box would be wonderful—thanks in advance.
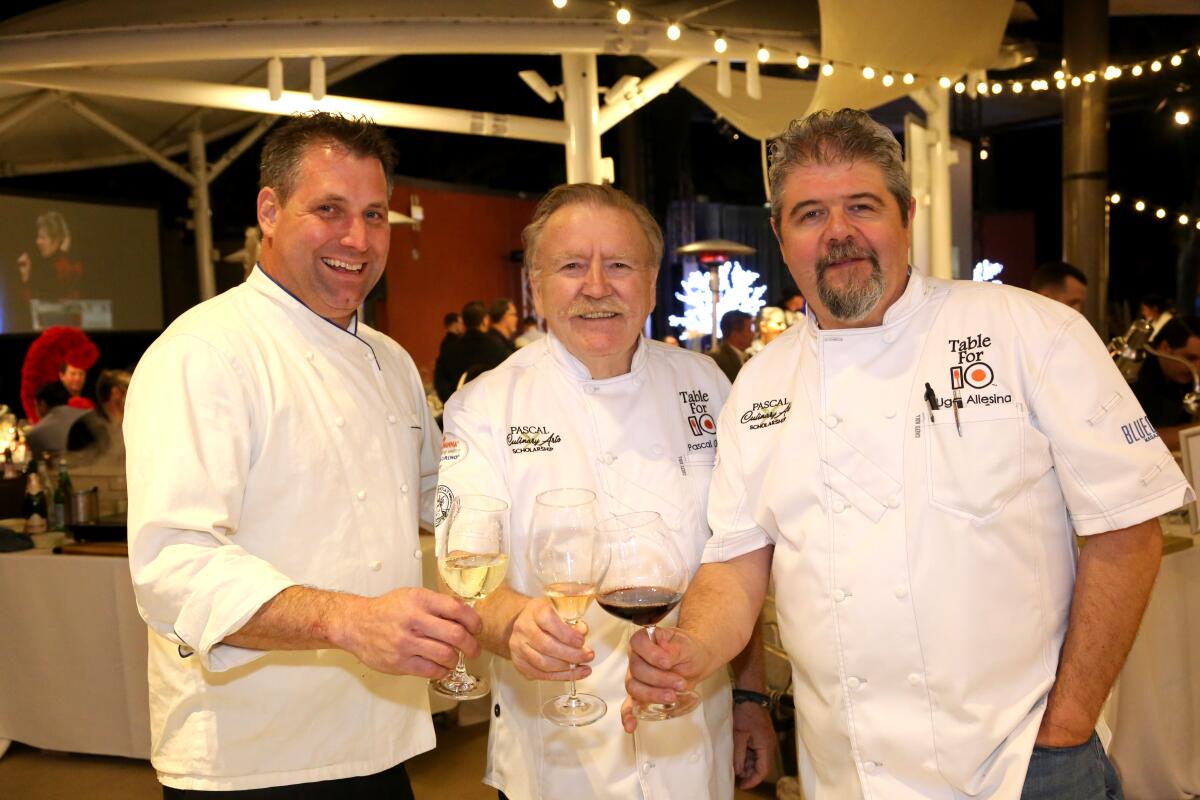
[565,298,630,317]
[817,240,878,274]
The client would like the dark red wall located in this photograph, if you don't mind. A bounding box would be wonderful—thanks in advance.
[378,181,539,380]
[976,212,1037,290]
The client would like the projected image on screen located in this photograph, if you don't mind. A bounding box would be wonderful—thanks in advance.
[0,195,162,333]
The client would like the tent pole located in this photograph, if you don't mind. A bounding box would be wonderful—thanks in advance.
[561,53,601,184]
[189,126,216,301]
[926,86,955,280]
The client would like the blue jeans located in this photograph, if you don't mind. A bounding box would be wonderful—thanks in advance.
[1021,733,1123,800]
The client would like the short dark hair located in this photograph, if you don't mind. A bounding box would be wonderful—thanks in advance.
[1139,293,1172,314]
[443,312,461,328]
[96,369,131,405]
[1032,261,1088,291]
[259,111,397,206]
[720,310,754,338]
[462,301,488,330]
[1153,318,1195,350]
[779,289,803,305]
[36,380,70,409]
[522,315,539,326]
[489,298,515,324]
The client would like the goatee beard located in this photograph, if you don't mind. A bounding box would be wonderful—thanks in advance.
[815,240,884,322]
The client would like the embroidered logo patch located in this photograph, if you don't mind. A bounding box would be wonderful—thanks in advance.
[434,485,454,528]
[1121,415,1159,444]
[506,425,562,454]
[740,397,791,430]
[440,435,468,469]
[679,389,715,437]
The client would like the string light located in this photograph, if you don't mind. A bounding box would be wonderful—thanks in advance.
[1070,76,1082,87]
[1056,78,1067,90]
[954,81,966,94]
[615,6,631,24]
[1108,190,1197,231]
[1109,193,1121,204]
[991,81,1003,94]
[903,73,915,85]
[1135,200,1146,211]
[666,22,681,41]
[821,63,834,76]
[979,147,989,160]
[713,36,727,54]
[552,0,567,7]
[1175,110,1192,125]
[938,76,951,89]
[1132,64,1144,76]
[1181,214,1190,225]
[882,73,895,87]
[862,66,875,79]
[1083,72,1096,83]
[1012,81,1023,93]
[1151,60,1162,72]
[796,54,809,69]
[1054,69,1065,80]
[757,46,770,63]
[1156,208,1167,219]
[1104,66,1122,80]
[976,80,989,94]
[1170,54,1183,67]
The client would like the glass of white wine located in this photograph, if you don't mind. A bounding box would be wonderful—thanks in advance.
[433,493,509,700]
[595,511,699,721]
[530,488,609,727]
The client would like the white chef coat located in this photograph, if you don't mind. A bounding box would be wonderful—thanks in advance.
[439,333,735,800]
[703,270,1193,800]
[125,265,440,791]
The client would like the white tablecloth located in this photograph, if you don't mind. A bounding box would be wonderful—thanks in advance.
[0,549,151,759]
[1107,542,1200,800]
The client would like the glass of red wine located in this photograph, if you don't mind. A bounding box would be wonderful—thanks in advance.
[595,510,699,721]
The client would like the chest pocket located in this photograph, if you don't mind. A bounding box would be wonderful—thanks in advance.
[925,403,1027,520]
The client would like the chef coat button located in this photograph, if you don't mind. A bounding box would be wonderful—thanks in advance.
[832,499,847,514]
[923,761,937,773]
[304,351,314,361]
[634,378,644,388]
[364,353,372,360]
[334,416,345,428]
[584,385,598,394]
[824,414,839,429]
[641,762,655,775]
[401,484,409,494]
[650,444,664,457]
[886,494,901,509]
[598,453,615,465]
[356,489,367,501]
[833,589,847,602]
[688,752,700,764]
[369,560,382,571]
[884,408,896,419]
[863,760,880,773]
[894,586,909,599]
[413,549,422,559]
[883,331,896,343]
[846,676,862,689]
[387,414,397,424]
[494,703,500,718]
[908,673,922,686]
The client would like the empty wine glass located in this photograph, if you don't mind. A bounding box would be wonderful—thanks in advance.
[595,510,699,720]
[432,494,509,700]
[530,488,610,727]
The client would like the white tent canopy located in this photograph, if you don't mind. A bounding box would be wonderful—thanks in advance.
[0,0,1015,295]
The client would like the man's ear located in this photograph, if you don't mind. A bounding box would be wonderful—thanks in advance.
[257,187,280,239]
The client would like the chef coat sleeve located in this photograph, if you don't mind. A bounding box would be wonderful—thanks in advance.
[125,335,297,673]
[702,387,774,563]
[436,387,509,538]
[1027,315,1194,536]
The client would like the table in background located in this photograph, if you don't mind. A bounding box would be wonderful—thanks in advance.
[0,549,150,759]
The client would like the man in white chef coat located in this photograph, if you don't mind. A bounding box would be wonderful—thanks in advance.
[437,183,776,800]
[125,112,481,797]
[624,108,1192,799]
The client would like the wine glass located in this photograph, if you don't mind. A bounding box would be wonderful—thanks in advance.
[432,494,509,700]
[530,488,610,727]
[595,510,699,720]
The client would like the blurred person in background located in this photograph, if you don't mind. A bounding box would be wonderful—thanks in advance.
[1032,261,1087,313]
[434,311,465,402]
[1138,293,1174,339]
[1130,317,1200,450]
[708,310,755,383]
[488,297,520,355]
[514,315,545,348]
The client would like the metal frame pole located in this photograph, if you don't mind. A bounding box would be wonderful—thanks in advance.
[561,53,601,184]
[188,126,216,301]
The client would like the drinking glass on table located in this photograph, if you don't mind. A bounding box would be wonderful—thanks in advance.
[433,494,509,700]
[530,488,610,727]
[595,510,699,721]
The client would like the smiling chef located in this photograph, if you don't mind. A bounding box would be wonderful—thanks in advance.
[437,183,776,800]
[623,109,1193,800]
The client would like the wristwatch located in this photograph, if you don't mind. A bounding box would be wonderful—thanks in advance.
[732,688,771,708]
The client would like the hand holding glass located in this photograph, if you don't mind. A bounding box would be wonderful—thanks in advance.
[433,494,509,700]
[596,511,699,720]
[530,488,609,726]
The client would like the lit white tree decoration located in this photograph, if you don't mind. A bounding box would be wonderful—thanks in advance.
[668,261,767,340]
[973,259,1005,283]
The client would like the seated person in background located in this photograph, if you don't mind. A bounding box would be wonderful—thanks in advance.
[1139,292,1174,338]
[780,288,806,326]
[514,315,545,348]
[1032,260,1088,313]
[26,381,95,456]
[707,310,755,383]
[72,369,131,467]
[1131,317,1200,450]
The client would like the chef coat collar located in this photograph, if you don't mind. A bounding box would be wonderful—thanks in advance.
[248,264,377,366]
[545,330,648,382]
[804,267,929,336]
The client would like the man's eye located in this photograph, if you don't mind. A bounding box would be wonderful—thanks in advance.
[610,262,632,270]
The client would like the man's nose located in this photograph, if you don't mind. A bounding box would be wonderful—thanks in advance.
[341,215,369,251]
[823,207,855,240]
[581,257,612,296]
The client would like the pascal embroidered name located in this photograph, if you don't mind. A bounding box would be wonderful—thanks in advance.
[1121,416,1159,444]
[740,397,791,429]
[507,426,562,453]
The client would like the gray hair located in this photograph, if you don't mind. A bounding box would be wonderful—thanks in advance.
[522,183,664,282]
[36,211,69,245]
[259,111,397,206]
[768,109,912,227]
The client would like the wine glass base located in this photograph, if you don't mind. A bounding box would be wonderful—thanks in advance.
[431,674,490,701]
[542,693,607,727]
[634,689,701,721]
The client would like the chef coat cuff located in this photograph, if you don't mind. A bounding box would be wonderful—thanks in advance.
[1069,480,1194,537]
[175,574,298,673]
[701,527,772,564]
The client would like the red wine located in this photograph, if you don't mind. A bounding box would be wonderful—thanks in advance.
[597,586,682,626]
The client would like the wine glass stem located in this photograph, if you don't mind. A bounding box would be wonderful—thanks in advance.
[450,598,476,681]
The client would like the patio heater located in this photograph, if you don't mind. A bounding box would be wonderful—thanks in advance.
[675,239,756,343]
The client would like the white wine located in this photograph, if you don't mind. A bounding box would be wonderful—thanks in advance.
[545,581,597,623]
[440,552,508,601]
